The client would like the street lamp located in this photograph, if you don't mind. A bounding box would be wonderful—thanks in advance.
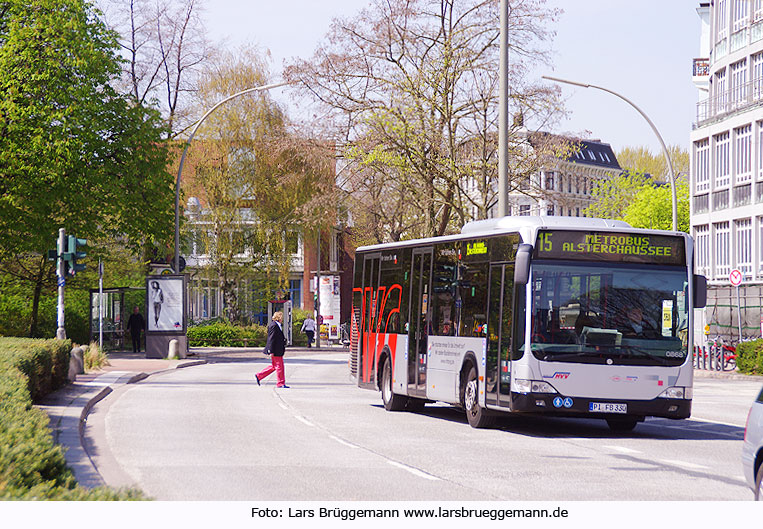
[173,81,290,273]
[541,75,678,232]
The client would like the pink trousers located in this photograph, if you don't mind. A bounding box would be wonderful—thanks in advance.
[256,355,286,386]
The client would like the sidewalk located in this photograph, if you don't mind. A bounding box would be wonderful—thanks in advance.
[37,345,348,489]
[37,352,206,488]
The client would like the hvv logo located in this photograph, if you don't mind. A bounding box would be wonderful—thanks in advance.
[543,372,571,380]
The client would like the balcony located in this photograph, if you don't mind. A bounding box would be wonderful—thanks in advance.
[695,76,763,127]
[693,58,709,77]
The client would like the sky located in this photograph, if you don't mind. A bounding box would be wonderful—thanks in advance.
[203,0,703,155]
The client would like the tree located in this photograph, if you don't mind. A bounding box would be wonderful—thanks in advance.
[97,0,212,137]
[286,0,562,241]
[186,47,336,321]
[584,171,652,221]
[616,145,689,181]
[623,177,690,233]
[0,0,173,336]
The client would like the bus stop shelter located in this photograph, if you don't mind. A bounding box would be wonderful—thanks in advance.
[89,287,144,351]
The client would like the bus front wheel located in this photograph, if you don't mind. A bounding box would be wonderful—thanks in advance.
[463,365,494,428]
[381,356,407,411]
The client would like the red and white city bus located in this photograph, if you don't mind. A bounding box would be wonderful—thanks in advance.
[349,216,707,431]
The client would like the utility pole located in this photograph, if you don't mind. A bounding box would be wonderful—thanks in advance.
[56,228,66,340]
[498,0,509,217]
[315,230,321,349]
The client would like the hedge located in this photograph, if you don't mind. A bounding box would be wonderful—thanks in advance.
[187,309,313,348]
[0,338,70,402]
[0,338,143,499]
[736,338,763,376]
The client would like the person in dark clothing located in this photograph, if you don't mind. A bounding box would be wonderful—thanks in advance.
[254,311,288,388]
[618,307,660,339]
[126,306,145,353]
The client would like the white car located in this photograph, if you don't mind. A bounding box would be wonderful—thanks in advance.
[742,384,763,500]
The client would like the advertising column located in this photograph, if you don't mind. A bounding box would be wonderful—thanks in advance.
[319,275,341,341]
[145,274,188,358]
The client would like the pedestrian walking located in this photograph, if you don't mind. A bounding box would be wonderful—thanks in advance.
[126,305,145,353]
[255,311,288,388]
[301,314,316,348]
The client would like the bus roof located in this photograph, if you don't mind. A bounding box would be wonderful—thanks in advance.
[355,216,686,253]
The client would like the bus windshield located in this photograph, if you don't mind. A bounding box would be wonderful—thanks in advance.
[529,261,690,366]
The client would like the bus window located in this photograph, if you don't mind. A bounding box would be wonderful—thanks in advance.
[459,262,488,337]
[431,245,458,336]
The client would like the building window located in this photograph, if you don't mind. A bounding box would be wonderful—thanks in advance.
[519,204,530,216]
[736,218,753,275]
[735,124,752,183]
[730,59,748,108]
[546,205,554,216]
[715,131,730,187]
[693,193,710,214]
[545,172,555,190]
[695,225,710,276]
[756,0,763,21]
[754,53,763,100]
[695,138,710,193]
[734,184,752,206]
[717,0,728,42]
[733,0,749,32]
[715,69,728,114]
[759,217,763,274]
[714,221,731,278]
[713,189,730,210]
[288,279,302,309]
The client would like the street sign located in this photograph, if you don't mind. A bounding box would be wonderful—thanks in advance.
[729,268,743,287]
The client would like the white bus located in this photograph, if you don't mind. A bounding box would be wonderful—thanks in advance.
[349,216,707,431]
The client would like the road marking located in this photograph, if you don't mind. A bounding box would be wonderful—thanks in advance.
[329,435,359,449]
[387,461,440,481]
[603,445,642,454]
[689,416,746,429]
[295,416,314,427]
[278,402,289,410]
[659,459,710,470]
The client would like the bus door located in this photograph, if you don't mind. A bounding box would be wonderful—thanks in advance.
[486,263,514,408]
[359,253,382,389]
[408,248,433,397]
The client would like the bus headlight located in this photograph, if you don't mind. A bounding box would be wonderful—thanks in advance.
[660,386,692,399]
[514,379,557,394]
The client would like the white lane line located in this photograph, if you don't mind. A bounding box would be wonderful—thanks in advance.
[329,435,359,449]
[603,445,642,454]
[387,461,441,481]
[295,416,314,427]
[689,416,746,429]
[659,459,710,470]
[278,402,289,410]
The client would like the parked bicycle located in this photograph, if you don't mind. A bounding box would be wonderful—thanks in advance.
[706,335,737,371]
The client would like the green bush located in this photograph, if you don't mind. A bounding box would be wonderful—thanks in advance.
[187,322,267,347]
[0,343,143,500]
[0,338,70,402]
[736,338,763,375]
[82,341,110,372]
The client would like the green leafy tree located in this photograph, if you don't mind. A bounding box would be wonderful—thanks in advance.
[0,0,173,337]
[584,171,652,221]
[623,177,690,233]
[616,145,689,182]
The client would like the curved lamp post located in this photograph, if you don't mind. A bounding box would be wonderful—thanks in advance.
[541,75,678,232]
[174,81,290,273]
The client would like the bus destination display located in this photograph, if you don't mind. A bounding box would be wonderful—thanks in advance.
[533,230,685,265]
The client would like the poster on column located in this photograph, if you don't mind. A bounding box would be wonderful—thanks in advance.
[319,275,341,340]
[146,276,184,332]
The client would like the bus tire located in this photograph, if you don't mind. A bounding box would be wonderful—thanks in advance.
[406,397,426,412]
[606,416,638,432]
[755,462,763,501]
[463,365,493,428]
[381,356,407,411]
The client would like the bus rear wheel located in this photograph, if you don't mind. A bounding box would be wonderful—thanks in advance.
[381,356,407,411]
[606,416,639,432]
[463,365,493,428]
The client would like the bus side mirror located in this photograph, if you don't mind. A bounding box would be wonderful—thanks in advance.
[514,244,533,286]
[693,274,707,308]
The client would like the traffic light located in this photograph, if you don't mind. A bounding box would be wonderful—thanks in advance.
[64,235,87,275]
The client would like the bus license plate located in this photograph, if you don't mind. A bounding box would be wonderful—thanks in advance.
[589,402,627,414]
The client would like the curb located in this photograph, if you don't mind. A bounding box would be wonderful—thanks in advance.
[44,359,206,489]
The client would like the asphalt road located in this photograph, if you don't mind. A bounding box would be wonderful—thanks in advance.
[84,352,762,501]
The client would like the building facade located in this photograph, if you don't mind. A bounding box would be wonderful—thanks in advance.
[691,1,763,341]
[482,134,622,220]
